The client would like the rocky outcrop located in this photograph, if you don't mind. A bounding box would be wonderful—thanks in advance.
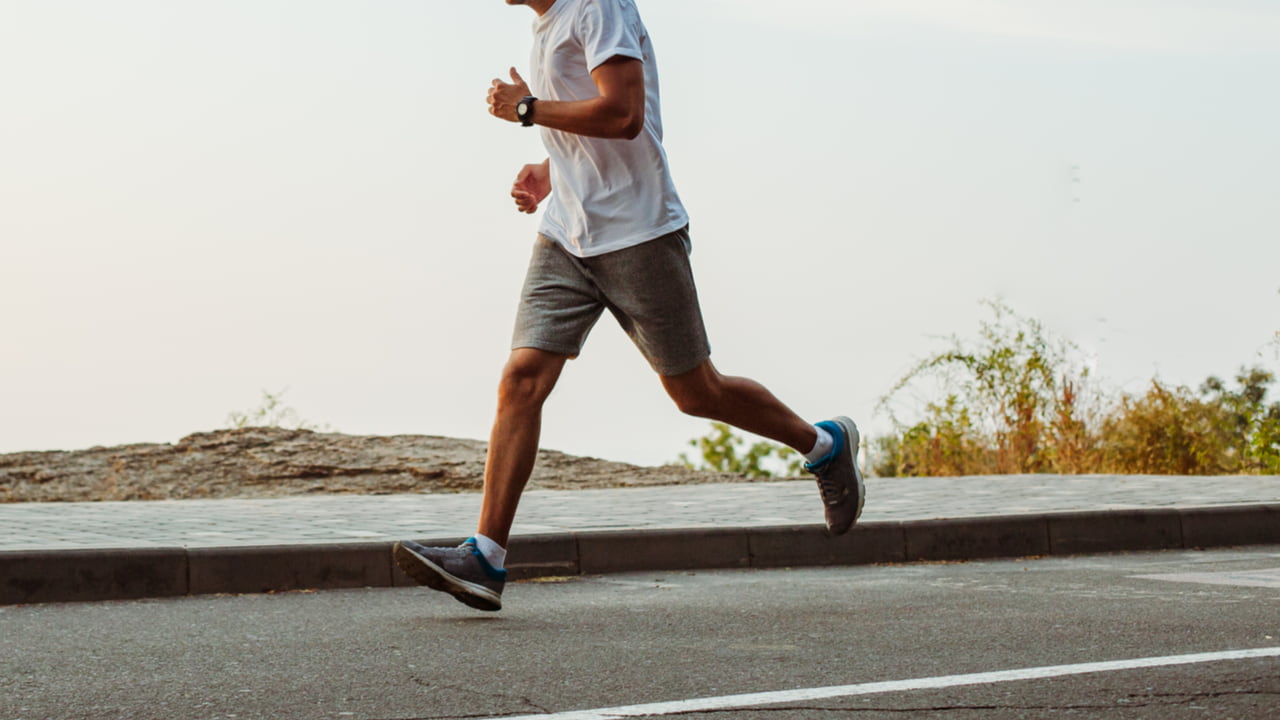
[0,427,753,502]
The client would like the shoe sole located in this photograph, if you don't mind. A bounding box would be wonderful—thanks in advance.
[393,542,502,612]
[832,416,866,534]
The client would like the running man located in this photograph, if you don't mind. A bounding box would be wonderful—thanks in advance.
[394,0,863,611]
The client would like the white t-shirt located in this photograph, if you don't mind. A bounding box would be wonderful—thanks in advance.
[529,0,689,258]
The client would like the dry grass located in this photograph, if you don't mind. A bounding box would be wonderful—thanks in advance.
[874,302,1279,477]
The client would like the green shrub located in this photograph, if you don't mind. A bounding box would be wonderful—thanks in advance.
[1198,368,1278,473]
[226,388,327,431]
[1096,380,1234,474]
[679,421,804,478]
[877,300,1096,476]
[1094,369,1278,475]
[887,395,992,477]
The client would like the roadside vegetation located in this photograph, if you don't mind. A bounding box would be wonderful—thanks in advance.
[682,300,1279,478]
[226,388,328,432]
[679,421,805,478]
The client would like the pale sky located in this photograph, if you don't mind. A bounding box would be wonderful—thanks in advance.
[2,0,1277,467]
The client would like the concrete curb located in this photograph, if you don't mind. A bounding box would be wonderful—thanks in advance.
[3,504,1278,605]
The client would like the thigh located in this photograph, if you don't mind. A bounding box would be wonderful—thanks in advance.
[587,227,711,376]
[511,236,607,358]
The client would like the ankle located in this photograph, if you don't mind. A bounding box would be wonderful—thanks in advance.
[473,533,507,570]
[803,424,835,465]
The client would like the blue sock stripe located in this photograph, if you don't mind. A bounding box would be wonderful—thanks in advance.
[804,421,845,471]
[465,537,508,581]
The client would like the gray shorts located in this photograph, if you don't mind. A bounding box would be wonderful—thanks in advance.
[511,226,711,376]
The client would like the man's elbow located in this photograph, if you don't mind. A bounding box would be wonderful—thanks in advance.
[620,115,644,140]
[602,100,644,139]
[606,107,643,140]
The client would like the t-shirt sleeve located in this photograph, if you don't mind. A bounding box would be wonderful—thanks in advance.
[577,0,644,72]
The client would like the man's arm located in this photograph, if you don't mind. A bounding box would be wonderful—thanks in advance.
[487,57,645,140]
[511,159,551,214]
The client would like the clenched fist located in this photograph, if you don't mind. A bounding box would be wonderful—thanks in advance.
[487,67,530,123]
[511,160,551,214]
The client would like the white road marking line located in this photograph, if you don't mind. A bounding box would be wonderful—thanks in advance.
[1135,568,1280,589]
[487,647,1280,720]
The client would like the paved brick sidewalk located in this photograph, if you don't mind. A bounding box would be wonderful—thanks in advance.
[2,474,1277,551]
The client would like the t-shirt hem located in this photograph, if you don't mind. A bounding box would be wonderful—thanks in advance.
[586,48,643,73]
[540,216,691,258]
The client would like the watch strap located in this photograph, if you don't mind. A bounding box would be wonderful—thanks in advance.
[519,96,537,127]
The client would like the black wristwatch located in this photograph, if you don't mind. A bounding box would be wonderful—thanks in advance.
[517,96,537,127]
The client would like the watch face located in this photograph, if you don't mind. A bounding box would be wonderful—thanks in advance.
[518,102,529,116]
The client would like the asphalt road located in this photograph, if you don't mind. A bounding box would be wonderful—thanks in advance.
[3,546,1278,720]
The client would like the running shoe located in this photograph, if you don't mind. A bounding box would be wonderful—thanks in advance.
[804,416,866,535]
[393,538,506,611]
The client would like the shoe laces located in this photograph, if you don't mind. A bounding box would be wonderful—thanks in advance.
[814,470,846,506]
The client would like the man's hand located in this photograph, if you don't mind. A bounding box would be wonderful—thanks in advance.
[511,160,551,214]
[487,68,530,123]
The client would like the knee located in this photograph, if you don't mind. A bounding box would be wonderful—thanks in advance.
[497,354,560,410]
[667,375,721,419]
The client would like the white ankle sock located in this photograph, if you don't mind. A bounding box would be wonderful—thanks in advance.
[804,425,835,464]
[473,533,507,570]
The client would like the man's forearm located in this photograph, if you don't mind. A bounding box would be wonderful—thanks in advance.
[491,60,645,139]
[532,96,643,140]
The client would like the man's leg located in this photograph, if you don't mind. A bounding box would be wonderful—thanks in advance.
[577,229,864,534]
[660,359,815,452]
[662,359,865,534]
[393,347,567,611]
[477,347,568,547]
